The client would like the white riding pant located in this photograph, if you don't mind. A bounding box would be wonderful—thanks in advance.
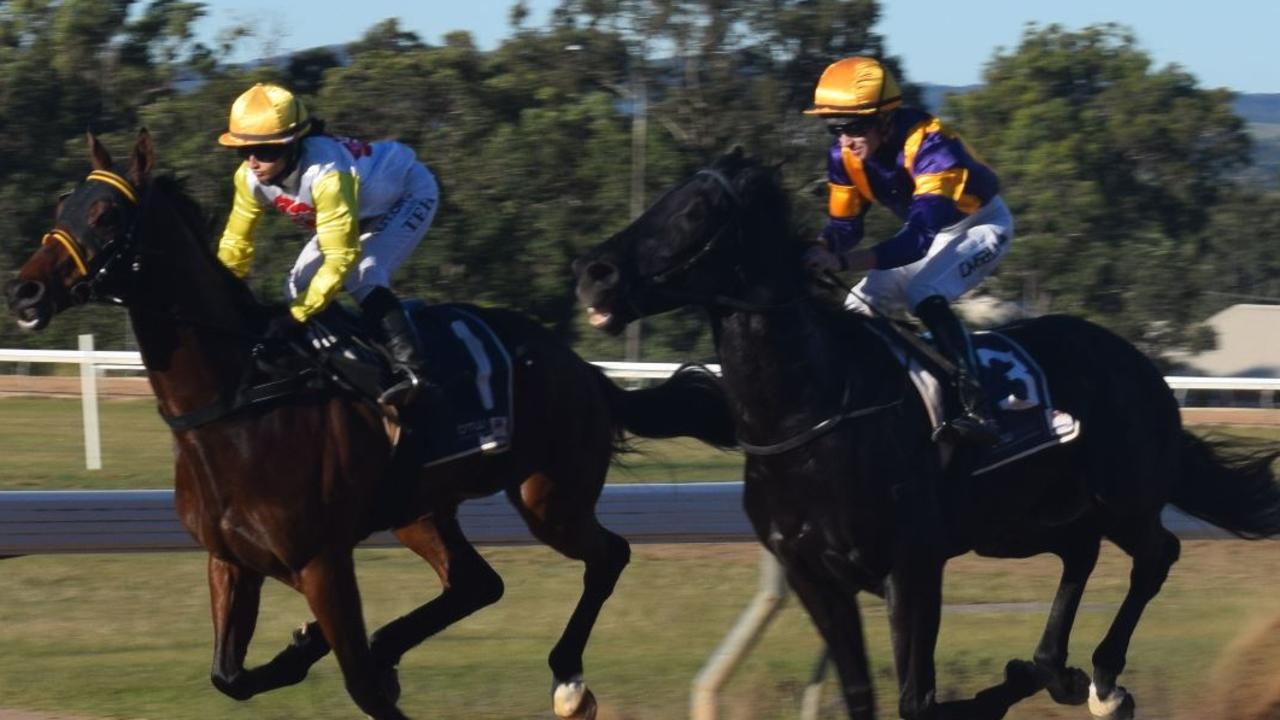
[845,196,1013,318]
[286,163,439,304]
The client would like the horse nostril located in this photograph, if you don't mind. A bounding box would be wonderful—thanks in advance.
[8,279,45,305]
[586,261,618,287]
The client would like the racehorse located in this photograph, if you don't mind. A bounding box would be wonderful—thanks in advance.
[4,130,736,720]
[574,148,1280,720]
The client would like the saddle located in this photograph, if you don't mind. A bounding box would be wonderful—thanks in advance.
[293,302,515,467]
[160,302,514,469]
[869,317,1081,475]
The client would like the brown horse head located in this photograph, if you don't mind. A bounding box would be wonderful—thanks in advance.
[7,130,156,330]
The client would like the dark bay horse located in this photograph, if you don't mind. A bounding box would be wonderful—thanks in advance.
[4,131,736,720]
[574,149,1280,720]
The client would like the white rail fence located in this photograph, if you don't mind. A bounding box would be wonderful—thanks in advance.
[2,338,1278,472]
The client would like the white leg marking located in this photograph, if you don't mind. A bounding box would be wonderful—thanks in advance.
[1088,681,1129,717]
[554,675,587,718]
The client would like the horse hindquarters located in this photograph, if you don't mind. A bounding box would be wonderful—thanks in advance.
[509,469,630,720]
[368,512,505,671]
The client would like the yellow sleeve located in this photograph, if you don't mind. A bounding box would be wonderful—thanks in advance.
[216,163,264,278]
[290,170,360,321]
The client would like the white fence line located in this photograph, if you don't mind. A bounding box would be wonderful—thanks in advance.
[1,346,1277,473]
[4,348,1279,391]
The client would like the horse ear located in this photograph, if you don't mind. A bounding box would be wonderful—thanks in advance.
[87,131,113,171]
[128,128,156,187]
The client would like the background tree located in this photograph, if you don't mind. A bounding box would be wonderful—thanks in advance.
[945,23,1253,358]
[0,4,1274,368]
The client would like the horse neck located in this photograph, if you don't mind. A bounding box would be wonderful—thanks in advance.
[712,293,851,434]
[128,197,257,417]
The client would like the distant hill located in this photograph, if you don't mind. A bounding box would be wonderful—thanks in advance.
[1232,93,1280,124]
[923,85,1280,125]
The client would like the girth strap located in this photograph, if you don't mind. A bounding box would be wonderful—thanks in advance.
[159,370,320,431]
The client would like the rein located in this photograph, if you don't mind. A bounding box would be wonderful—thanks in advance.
[45,171,334,430]
[736,377,904,456]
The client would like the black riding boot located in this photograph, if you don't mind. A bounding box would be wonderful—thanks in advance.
[361,287,428,407]
[914,295,1001,446]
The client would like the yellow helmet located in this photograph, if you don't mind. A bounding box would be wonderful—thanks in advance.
[217,83,312,147]
[805,57,902,117]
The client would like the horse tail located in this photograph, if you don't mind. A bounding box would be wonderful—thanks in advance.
[1171,432,1280,539]
[600,363,738,449]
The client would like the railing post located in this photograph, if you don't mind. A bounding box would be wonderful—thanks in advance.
[78,334,102,470]
[691,548,788,720]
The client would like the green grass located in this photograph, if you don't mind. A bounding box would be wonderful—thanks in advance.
[1,542,1278,719]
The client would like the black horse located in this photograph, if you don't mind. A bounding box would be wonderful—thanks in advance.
[574,148,1280,720]
[5,131,736,720]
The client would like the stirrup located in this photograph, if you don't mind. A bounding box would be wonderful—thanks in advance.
[378,369,422,407]
[935,413,1001,447]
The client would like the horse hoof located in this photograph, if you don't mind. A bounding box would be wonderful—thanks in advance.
[1003,659,1041,696]
[1046,666,1090,706]
[1089,683,1134,720]
[553,677,596,719]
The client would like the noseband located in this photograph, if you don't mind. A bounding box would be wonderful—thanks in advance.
[42,169,144,305]
[644,169,743,285]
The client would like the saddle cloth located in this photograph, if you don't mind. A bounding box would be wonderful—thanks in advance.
[878,327,1081,475]
[402,303,514,467]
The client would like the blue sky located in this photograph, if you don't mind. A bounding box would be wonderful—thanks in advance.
[194,0,1278,94]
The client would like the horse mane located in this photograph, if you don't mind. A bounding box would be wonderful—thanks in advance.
[711,149,875,330]
[149,173,274,329]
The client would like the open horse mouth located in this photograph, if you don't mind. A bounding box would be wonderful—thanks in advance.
[574,258,629,335]
[586,303,614,329]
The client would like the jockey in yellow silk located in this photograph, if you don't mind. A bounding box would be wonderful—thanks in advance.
[216,83,439,407]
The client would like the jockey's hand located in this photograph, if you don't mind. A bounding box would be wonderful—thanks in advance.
[803,244,845,275]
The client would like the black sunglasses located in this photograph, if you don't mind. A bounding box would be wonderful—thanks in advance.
[826,117,880,137]
[236,145,290,162]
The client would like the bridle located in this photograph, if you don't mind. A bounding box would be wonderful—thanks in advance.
[629,168,906,455]
[630,167,801,314]
[42,169,146,306]
[644,169,744,285]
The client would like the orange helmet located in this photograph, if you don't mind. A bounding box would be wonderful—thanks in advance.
[218,83,312,147]
[805,57,902,117]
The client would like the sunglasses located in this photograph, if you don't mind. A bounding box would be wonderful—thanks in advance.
[236,145,289,162]
[826,117,880,137]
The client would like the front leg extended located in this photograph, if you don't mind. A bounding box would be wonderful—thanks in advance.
[207,555,330,701]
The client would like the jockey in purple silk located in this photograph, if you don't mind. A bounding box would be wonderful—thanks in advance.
[803,57,1013,445]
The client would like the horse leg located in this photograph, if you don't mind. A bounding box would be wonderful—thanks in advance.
[207,554,265,700]
[207,555,330,700]
[511,472,630,720]
[368,512,505,672]
[886,541,1030,720]
[301,548,407,720]
[1088,523,1180,720]
[782,558,876,720]
[1005,535,1100,706]
[884,557,947,720]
